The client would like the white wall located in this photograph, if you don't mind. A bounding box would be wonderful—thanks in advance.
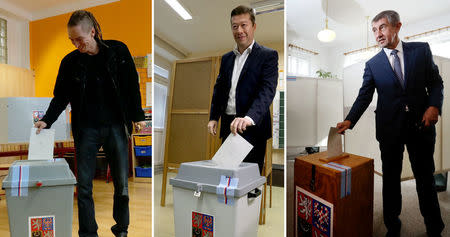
[0,11,30,69]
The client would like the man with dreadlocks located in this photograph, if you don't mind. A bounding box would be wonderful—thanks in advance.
[34,10,145,237]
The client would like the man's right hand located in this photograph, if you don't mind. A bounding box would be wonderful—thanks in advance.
[34,121,47,134]
[336,120,351,134]
[207,120,218,136]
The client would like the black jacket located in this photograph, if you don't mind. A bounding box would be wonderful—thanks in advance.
[41,40,145,138]
[209,42,278,140]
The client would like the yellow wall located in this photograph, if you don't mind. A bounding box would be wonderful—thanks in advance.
[30,0,151,97]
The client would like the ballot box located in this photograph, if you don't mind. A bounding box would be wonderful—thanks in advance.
[2,159,76,237]
[170,160,266,237]
[294,151,374,237]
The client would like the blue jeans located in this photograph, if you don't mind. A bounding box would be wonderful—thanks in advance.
[75,124,129,237]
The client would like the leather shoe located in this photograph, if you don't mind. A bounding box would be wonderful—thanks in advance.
[426,232,442,237]
[111,224,128,237]
[385,219,401,237]
[385,230,400,237]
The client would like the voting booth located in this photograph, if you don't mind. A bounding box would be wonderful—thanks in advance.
[294,151,373,237]
[0,97,71,143]
[170,160,265,237]
[2,159,76,237]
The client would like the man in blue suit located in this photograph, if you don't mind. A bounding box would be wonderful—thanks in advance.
[337,10,444,237]
[207,5,278,173]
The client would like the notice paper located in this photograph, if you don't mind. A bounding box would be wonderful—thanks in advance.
[212,133,253,168]
[327,127,343,158]
[29,127,55,160]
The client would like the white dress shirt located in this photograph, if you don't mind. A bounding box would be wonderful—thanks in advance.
[226,40,255,124]
[383,41,405,79]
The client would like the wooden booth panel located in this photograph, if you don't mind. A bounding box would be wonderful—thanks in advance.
[0,64,34,97]
[172,60,213,110]
[161,57,220,206]
[168,114,209,163]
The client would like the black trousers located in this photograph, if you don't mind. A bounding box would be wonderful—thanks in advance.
[379,114,444,234]
[75,124,130,237]
[221,114,267,173]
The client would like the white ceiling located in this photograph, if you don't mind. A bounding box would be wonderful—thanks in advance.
[287,0,450,47]
[155,0,284,56]
[0,0,119,20]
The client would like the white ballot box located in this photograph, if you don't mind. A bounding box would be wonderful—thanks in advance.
[170,160,266,237]
[2,159,76,237]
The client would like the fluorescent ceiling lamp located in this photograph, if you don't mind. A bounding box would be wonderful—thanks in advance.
[251,0,284,15]
[164,0,192,20]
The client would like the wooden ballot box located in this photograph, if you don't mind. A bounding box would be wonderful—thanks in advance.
[294,151,374,237]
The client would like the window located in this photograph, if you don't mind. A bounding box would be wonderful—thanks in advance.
[154,82,168,129]
[155,64,169,78]
[288,54,310,76]
[154,64,170,129]
[343,48,378,68]
[407,30,450,59]
[0,18,6,64]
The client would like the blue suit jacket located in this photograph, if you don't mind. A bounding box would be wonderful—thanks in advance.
[346,42,443,142]
[209,42,278,140]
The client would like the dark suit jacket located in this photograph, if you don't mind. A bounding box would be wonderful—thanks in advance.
[41,40,145,139]
[346,41,443,143]
[209,42,278,141]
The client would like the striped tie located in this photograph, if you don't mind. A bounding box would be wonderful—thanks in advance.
[391,49,404,89]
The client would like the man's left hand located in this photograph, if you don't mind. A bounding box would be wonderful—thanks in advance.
[230,117,252,135]
[135,121,147,132]
[422,106,439,127]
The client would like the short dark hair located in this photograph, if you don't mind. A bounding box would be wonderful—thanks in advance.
[372,10,400,26]
[68,10,103,41]
[231,5,255,25]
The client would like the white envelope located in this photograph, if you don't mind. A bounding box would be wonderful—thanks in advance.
[28,127,55,160]
[212,133,253,168]
[327,127,343,158]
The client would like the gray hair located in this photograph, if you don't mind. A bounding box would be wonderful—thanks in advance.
[372,10,400,26]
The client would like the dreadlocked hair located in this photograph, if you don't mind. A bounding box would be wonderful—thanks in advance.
[68,10,103,41]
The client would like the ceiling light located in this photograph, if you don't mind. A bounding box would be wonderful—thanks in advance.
[317,0,336,42]
[250,0,284,15]
[164,0,192,20]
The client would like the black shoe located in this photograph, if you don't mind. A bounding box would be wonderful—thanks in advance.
[427,233,441,237]
[434,173,448,192]
[111,224,128,237]
[385,219,401,237]
[385,229,400,237]
[427,229,443,237]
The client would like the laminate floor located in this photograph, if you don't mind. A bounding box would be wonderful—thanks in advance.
[0,178,151,236]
